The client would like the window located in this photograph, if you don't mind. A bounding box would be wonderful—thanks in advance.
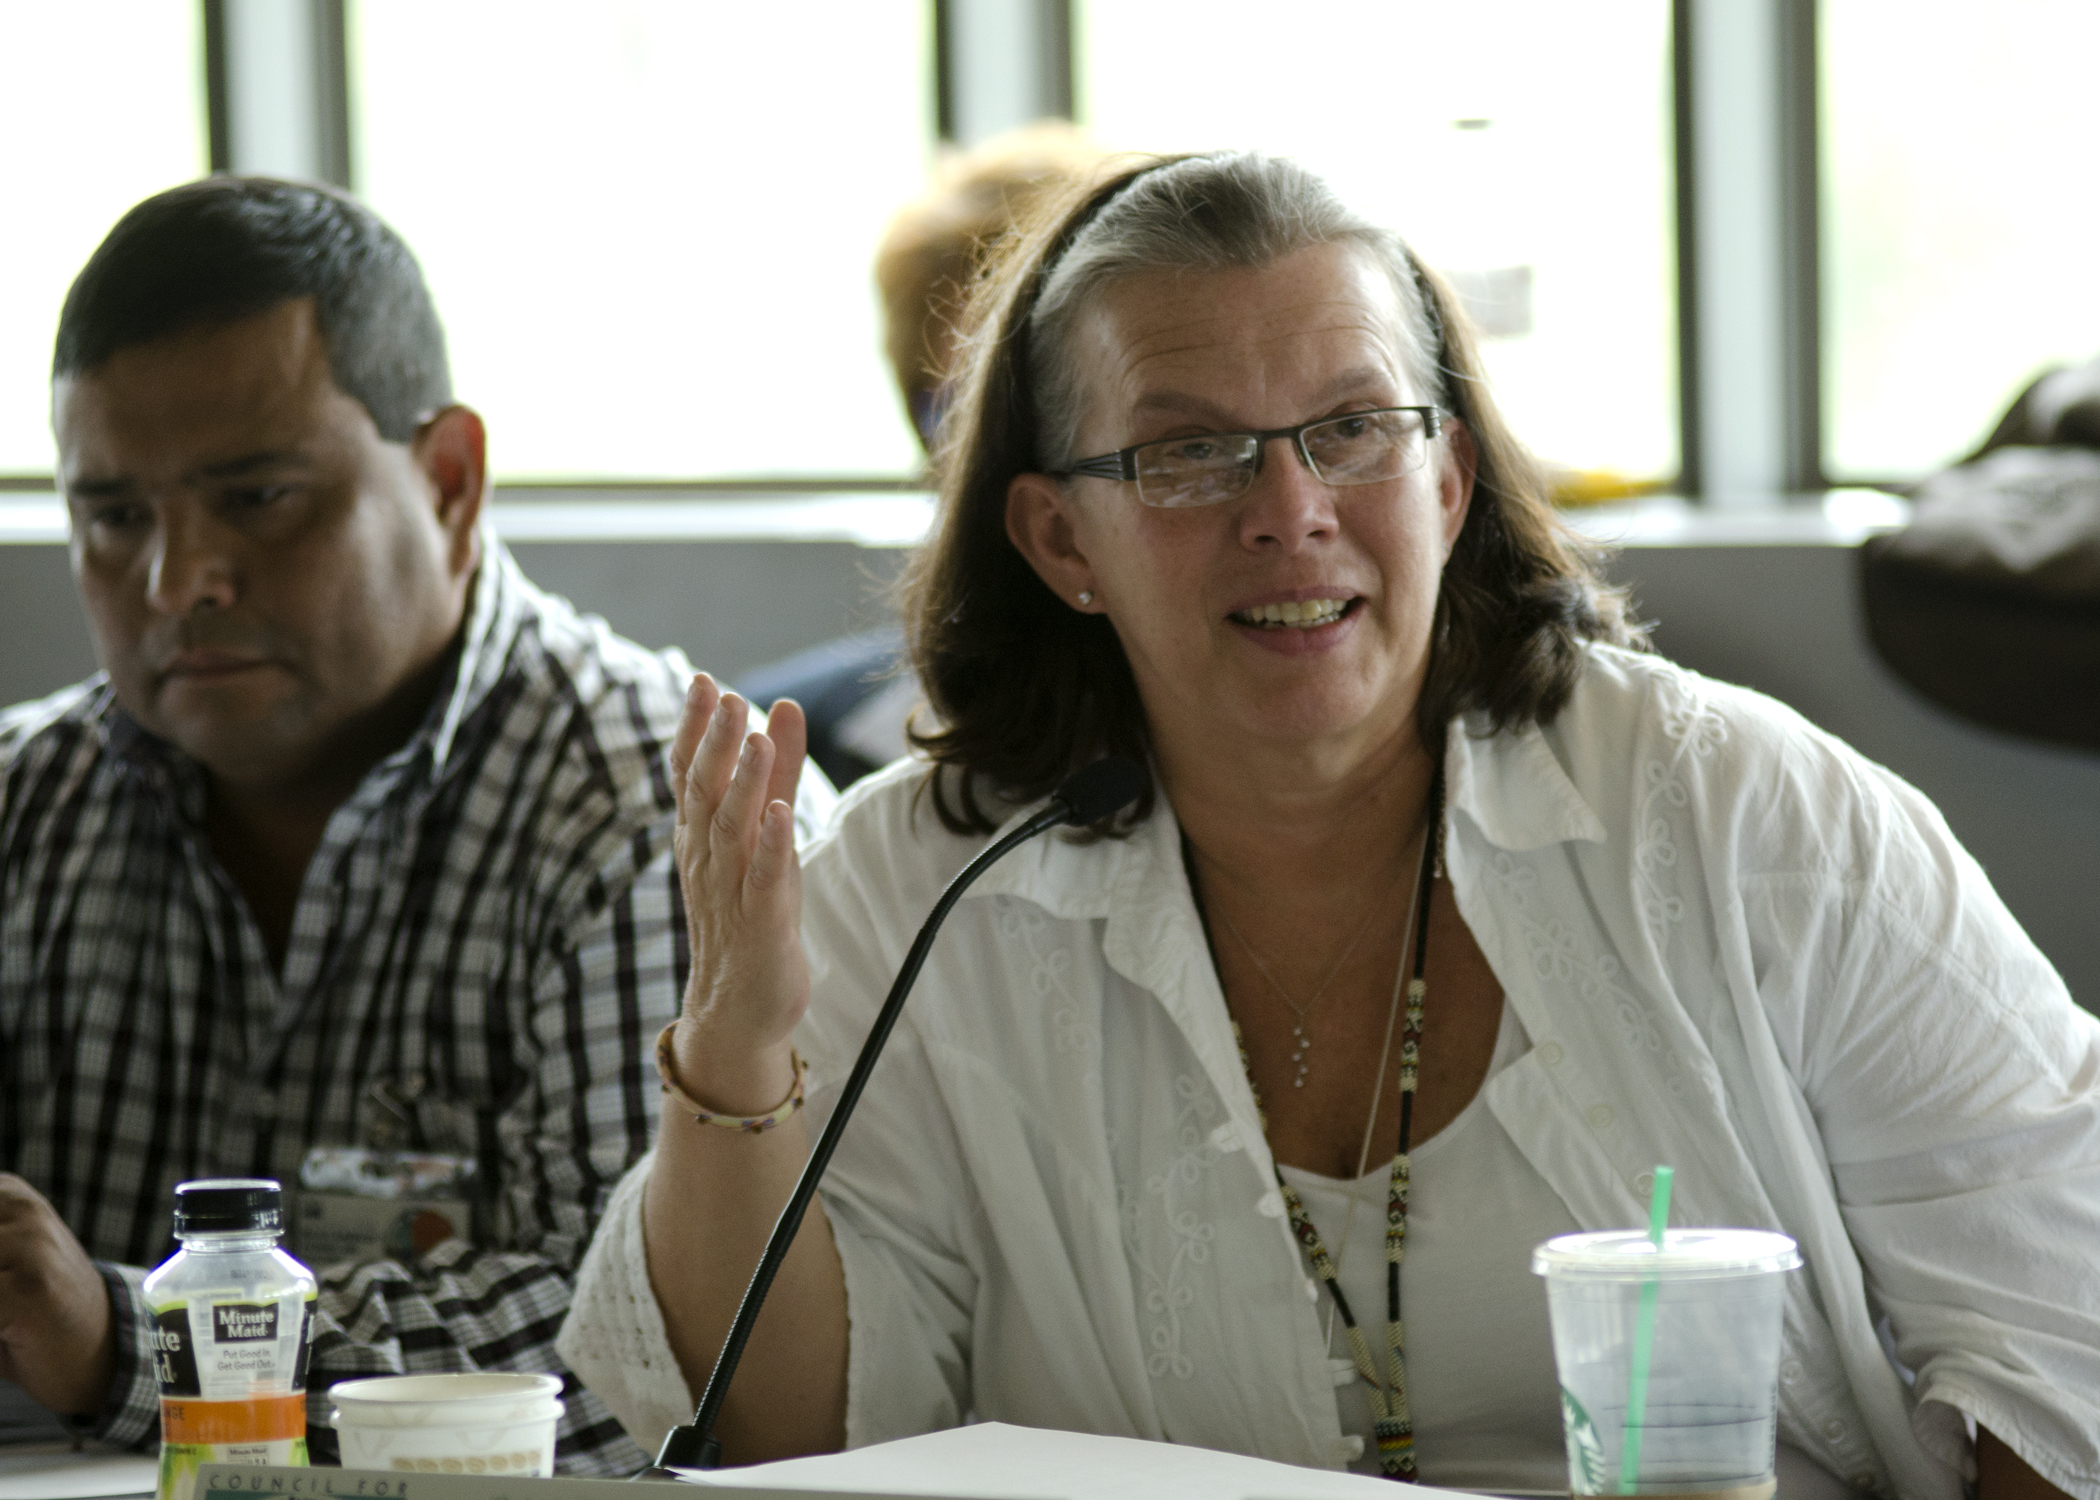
[29,3,2093,495]
[0,3,209,475]
[1075,0,1679,483]
[350,0,935,483]
[1822,0,2100,478]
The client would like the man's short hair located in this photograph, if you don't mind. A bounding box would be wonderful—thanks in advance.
[53,176,451,442]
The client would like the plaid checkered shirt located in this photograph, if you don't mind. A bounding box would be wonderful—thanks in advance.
[0,541,832,1474]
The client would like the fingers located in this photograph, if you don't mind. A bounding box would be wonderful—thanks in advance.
[710,722,776,870]
[0,1176,115,1415]
[761,697,809,812]
[674,689,809,1049]
[746,799,801,905]
[669,673,723,814]
[673,682,806,835]
[683,689,749,845]
[679,686,801,919]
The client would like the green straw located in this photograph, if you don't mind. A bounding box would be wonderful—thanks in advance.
[1618,1165,1673,1495]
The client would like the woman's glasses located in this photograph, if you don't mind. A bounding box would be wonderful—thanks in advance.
[1054,406,1445,509]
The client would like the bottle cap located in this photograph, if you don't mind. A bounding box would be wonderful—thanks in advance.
[173,1178,284,1235]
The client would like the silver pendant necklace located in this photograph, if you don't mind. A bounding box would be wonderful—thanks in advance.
[1213,874,1395,1089]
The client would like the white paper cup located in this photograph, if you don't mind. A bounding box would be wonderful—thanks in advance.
[1533,1230,1801,1499]
[329,1373,564,1477]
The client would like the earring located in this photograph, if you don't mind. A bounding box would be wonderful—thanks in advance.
[1076,590,1094,606]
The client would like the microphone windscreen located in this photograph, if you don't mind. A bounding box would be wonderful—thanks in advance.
[1053,756,1147,826]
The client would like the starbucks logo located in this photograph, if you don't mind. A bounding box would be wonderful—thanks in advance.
[1561,1386,1609,1494]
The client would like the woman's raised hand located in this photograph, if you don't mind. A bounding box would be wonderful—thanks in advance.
[667,672,812,1109]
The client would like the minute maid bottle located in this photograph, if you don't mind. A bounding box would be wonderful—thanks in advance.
[143,1180,317,1500]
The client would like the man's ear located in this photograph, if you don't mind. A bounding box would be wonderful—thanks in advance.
[412,405,488,579]
[1006,470,1101,612]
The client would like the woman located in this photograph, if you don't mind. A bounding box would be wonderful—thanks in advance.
[558,155,2098,1498]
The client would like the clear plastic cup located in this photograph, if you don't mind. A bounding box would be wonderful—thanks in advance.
[329,1373,564,1476]
[1533,1229,1802,1499]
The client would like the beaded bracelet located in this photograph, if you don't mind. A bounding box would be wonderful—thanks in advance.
[655,1022,806,1133]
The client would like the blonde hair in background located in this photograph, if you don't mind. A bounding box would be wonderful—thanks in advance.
[873,121,1114,452]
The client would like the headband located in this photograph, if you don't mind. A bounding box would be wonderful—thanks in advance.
[1021,154,1187,326]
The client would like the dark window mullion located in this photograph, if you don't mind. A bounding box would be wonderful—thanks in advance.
[1038,0,1073,122]
[203,0,231,173]
[316,0,353,190]
[933,0,955,142]
[1671,0,1701,498]
[1778,0,1822,492]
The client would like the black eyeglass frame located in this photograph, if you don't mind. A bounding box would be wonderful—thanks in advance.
[1052,405,1447,504]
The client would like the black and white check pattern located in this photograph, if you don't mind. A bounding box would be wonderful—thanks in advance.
[0,543,825,1474]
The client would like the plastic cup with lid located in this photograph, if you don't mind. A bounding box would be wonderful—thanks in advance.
[1533,1228,1802,1499]
[329,1372,564,1477]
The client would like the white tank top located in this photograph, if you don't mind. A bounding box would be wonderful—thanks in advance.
[1279,997,1573,1491]
[1278,1002,1853,1498]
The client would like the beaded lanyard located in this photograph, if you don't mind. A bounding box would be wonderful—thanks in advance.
[1210,772,1443,1483]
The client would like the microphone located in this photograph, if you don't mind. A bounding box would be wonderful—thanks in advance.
[639,757,1145,1478]
[1047,755,1148,827]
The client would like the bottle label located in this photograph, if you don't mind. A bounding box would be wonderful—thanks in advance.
[152,1295,315,1500]
[152,1295,313,1402]
[152,1307,202,1397]
[157,1397,308,1500]
[212,1302,279,1342]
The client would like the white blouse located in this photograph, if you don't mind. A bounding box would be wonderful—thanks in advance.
[559,646,2100,1500]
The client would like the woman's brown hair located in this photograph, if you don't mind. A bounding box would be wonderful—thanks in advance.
[900,152,1642,835]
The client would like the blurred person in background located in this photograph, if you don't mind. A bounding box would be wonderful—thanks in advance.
[744,124,1116,794]
[876,120,1113,456]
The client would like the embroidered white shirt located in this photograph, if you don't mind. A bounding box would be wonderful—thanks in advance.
[559,646,2100,1500]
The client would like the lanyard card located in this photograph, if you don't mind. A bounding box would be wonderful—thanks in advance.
[294,1148,477,1269]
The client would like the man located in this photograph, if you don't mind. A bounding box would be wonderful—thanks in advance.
[0,178,827,1473]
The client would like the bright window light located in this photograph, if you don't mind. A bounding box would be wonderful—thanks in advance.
[350,0,934,483]
[1076,0,1678,483]
[1822,1,2100,479]
[0,4,208,476]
